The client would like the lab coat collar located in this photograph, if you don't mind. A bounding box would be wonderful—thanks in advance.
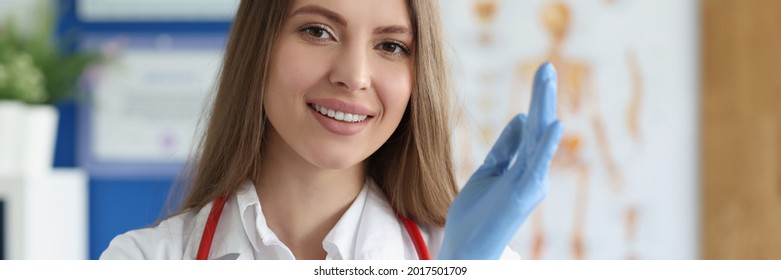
[234,180,283,253]
[231,177,407,259]
[320,178,368,259]
[350,178,407,259]
[181,184,257,260]
[321,177,407,259]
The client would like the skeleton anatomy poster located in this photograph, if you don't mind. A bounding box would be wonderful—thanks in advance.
[441,0,699,259]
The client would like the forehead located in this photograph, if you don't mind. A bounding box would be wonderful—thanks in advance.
[288,0,412,29]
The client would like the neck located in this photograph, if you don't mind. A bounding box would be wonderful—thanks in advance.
[255,129,365,260]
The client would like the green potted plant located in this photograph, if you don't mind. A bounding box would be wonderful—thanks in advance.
[0,7,101,176]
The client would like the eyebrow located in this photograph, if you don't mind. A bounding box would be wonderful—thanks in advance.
[290,5,347,27]
[374,25,412,37]
[290,4,412,37]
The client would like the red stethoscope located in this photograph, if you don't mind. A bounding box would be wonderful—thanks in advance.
[196,195,431,260]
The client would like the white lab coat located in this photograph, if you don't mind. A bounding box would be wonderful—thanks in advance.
[100,178,521,260]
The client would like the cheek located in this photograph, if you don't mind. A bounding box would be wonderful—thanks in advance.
[268,41,329,99]
[375,68,413,121]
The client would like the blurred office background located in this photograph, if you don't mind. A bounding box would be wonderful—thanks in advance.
[0,0,777,259]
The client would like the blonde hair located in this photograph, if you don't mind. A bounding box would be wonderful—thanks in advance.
[176,0,457,227]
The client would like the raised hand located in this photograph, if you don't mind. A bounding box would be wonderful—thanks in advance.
[438,62,563,259]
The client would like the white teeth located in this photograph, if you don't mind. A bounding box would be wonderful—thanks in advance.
[311,104,368,123]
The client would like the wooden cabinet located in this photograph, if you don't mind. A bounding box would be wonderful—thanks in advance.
[702,0,781,259]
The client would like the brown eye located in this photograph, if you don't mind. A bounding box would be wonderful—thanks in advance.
[381,43,402,53]
[300,24,335,41]
[378,41,410,57]
[306,27,328,39]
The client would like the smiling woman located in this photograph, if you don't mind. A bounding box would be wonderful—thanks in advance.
[99,0,561,260]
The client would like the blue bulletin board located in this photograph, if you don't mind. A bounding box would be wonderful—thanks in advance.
[75,33,227,178]
[58,0,232,178]
[55,0,235,259]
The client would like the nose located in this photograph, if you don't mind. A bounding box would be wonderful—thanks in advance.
[329,45,371,93]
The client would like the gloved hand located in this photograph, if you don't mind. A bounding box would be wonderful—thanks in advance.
[438,62,563,260]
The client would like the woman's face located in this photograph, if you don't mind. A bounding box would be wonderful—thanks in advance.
[264,0,414,170]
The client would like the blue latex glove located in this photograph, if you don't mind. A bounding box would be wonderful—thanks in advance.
[438,62,563,260]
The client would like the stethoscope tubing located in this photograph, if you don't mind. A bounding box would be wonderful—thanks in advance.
[196,195,431,260]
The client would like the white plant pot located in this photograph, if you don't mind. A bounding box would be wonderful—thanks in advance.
[0,101,26,176]
[0,102,59,176]
[23,105,59,176]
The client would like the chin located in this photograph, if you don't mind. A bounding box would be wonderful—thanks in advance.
[298,138,376,171]
[313,159,363,171]
[307,153,367,171]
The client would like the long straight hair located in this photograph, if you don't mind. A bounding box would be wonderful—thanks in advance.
[175,0,458,227]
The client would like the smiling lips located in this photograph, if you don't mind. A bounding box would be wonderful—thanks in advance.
[311,103,369,123]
